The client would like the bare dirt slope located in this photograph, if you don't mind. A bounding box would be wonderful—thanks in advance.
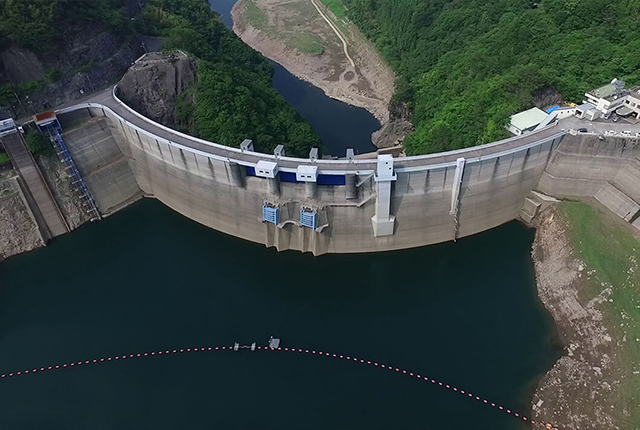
[232,0,395,126]
[35,151,92,230]
[0,171,44,262]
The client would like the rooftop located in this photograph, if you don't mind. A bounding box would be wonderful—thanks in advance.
[576,102,596,113]
[616,106,634,116]
[509,107,548,131]
[589,83,618,99]
[34,111,57,126]
[587,81,629,101]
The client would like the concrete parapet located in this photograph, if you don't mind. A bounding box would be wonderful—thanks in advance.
[595,183,640,222]
[228,161,244,187]
[520,209,535,225]
[345,174,357,200]
[612,159,640,203]
[537,171,606,197]
[305,182,317,199]
[53,91,570,255]
[523,196,542,218]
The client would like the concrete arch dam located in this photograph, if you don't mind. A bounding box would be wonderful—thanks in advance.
[56,88,568,255]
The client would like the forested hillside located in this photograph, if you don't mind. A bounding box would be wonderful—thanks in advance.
[137,0,321,156]
[343,0,640,154]
[0,0,129,50]
[0,0,320,157]
[0,0,135,110]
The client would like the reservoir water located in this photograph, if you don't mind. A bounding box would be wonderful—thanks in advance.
[210,0,379,156]
[0,200,559,429]
[0,2,560,429]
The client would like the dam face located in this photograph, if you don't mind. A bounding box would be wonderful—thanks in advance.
[56,92,568,255]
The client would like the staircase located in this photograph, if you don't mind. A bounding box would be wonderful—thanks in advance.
[41,124,101,221]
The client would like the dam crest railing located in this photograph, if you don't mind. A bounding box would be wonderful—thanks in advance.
[55,86,568,177]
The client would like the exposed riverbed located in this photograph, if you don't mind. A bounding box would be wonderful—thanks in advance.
[209,0,379,156]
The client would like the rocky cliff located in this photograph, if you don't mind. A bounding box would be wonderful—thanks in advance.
[371,101,413,149]
[0,1,145,118]
[118,52,197,129]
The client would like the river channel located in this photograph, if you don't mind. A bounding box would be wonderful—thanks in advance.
[0,2,560,428]
[211,0,379,156]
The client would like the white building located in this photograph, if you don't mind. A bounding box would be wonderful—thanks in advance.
[507,107,548,136]
[618,87,640,120]
[583,79,629,119]
[553,107,577,119]
[575,103,600,121]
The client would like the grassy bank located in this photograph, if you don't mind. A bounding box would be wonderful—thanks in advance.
[558,202,640,426]
[320,0,347,18]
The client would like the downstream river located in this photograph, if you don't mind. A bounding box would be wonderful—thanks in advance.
[0,201,559,429]
[0,2,560,428]
[211,0,379,156]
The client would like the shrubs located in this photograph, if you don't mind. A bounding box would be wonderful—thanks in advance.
[25,132,50,154]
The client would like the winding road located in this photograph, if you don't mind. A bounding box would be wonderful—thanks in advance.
[309,0,356,68]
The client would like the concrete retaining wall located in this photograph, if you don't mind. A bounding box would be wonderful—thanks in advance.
[539,134,640,229]
[58,87,640,253]
[56,96,565,254]
[539,135,640,197]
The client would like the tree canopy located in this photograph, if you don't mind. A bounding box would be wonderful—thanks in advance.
[139,0,322,156]
[343,0,640,154]
[0,0,128,50]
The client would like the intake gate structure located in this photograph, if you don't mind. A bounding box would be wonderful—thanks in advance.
[52,86,616,255]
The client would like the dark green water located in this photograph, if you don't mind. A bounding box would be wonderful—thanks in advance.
[0,199,559,429]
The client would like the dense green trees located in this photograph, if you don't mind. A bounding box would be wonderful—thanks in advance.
[0,0,321,157]
[139,0,321,156]
[25,131,50,154]
[0,0,128,50]
[343,0,640,154]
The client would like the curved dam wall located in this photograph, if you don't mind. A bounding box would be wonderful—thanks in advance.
[56,90,567,255]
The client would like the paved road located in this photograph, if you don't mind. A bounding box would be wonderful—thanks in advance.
[560,115,640,136]
[310,0,355,68]
[1,131,69,239]
[77,88,568,173]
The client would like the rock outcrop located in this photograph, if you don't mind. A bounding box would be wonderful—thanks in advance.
[371,102,413,149]
[0,25,145,116]
[118,52,197,128]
